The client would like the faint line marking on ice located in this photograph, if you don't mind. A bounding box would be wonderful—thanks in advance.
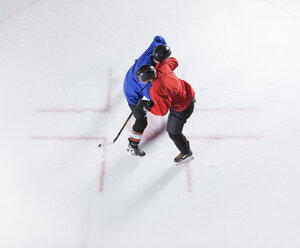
[188,135,264,140]
[195,107,260,112]
[36,107,261,113]
[103,67,113,112]
[36,108,110,113]
[262,0,300,22]
[0,0,41,26]
[99,139,107,193]
[35,68,114,113]
[30,136,107,193]
[185,162,192,192]
[30,136,106,140]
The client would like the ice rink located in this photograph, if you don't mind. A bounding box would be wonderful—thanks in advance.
[1,0,300,247]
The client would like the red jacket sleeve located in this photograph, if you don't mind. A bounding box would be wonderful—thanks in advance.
[166,57,178,71]
[149,87,171,116]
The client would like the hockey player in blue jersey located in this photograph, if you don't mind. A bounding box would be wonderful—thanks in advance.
[123,35,170,156]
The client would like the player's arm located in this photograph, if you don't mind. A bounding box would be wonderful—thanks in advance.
[164,57,178,71]
[149,87,171,116]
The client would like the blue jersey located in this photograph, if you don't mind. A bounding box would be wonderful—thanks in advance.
[123,36,167,105]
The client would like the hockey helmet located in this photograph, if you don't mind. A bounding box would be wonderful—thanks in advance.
[153,44,172,62]
[136,64,157,82]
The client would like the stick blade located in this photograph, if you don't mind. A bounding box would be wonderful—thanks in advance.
[98,140,114,148]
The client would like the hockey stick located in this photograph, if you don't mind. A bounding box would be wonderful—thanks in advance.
[98,83,150,148]
[98,112,133,148]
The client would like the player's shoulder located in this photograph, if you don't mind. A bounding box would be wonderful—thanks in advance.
[153,35,166,43]
[155,61,172,73]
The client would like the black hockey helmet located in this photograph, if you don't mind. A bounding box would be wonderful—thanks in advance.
[153,44,172,62]
[136,64,157,82]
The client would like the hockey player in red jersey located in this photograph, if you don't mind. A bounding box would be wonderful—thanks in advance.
[136,45,195,163]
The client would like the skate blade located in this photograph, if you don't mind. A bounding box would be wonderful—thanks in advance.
[126,148,145,158]
[174,155,194,166]
[126,148,136,156]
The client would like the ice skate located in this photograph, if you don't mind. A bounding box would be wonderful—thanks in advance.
[127,143,146,157]
[174,151,194,165]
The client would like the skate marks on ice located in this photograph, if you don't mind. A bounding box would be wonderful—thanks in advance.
[0,0,41,26]
[262,0,300,22]
[35,68,115,113]
[30,136,108,193]
[102,164,186,232]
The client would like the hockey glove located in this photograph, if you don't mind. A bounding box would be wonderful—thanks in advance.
[136,100,154,112]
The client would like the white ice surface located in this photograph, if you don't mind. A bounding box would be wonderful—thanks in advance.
[1,0,300,247]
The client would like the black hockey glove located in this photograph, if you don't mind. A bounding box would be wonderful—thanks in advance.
[136,100,154,112]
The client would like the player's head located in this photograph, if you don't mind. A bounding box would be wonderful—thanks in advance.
[153,44,171,62]
[136,64,157,83]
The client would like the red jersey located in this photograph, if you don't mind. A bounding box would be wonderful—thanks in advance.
[149,57,195,116]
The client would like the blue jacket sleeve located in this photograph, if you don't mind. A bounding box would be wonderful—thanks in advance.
[123,36,167,105]
[153,36,167,45]
[136,36,166,61]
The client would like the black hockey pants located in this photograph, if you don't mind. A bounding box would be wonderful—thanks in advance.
[167,98,195,155]
[128,102,148,134]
